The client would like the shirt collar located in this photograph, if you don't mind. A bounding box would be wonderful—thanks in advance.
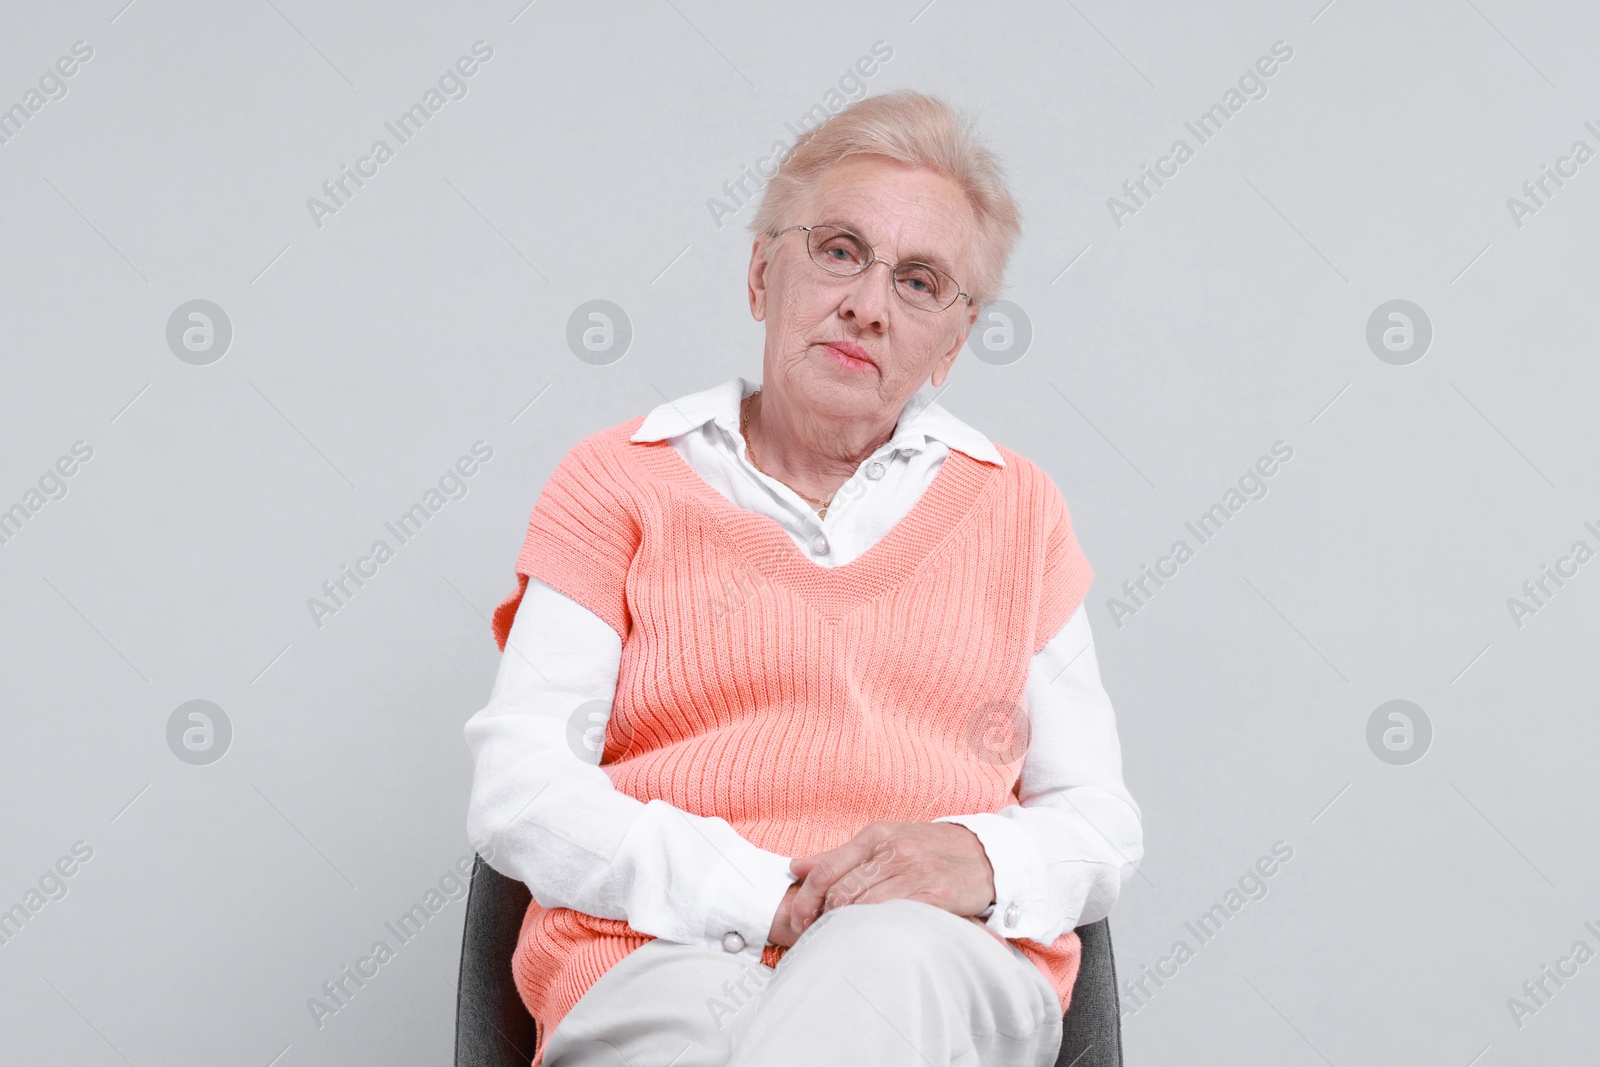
[629,376,1005,467]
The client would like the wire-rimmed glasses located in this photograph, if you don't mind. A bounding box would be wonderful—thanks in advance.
[774,224,970,313]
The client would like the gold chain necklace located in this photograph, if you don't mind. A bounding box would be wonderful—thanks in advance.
[740,389,835,519]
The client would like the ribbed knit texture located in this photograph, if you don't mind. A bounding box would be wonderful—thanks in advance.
[491,415,1094,1067]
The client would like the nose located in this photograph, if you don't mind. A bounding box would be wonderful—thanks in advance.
[837,259,892,332]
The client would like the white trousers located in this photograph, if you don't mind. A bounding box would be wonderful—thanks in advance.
[541,898,1064,1067]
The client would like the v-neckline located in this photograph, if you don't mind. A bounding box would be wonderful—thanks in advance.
[624,416,999,611]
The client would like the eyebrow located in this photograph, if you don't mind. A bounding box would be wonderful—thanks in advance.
[817,217,959,277]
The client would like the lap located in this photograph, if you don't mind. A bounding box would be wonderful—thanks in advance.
[543,899,1062,1067]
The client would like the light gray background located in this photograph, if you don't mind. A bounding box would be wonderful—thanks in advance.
[2,1,1597,1064]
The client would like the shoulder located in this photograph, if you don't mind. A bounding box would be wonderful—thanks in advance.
[565,414,649,462]
[979,442,1094,644]
[541,415,651,489]
[985,443,1070,514]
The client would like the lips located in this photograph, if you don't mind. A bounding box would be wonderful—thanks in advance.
[824,340,874,366]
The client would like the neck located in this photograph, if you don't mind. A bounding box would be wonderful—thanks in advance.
[745,385,899,503]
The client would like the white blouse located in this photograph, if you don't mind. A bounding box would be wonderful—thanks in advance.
[464,377,1143,963]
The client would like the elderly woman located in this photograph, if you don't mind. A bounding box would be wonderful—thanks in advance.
[464,89,1143,1067]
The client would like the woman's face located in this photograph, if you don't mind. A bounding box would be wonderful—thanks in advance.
[748,155,981,424]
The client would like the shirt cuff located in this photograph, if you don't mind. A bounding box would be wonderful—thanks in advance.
[934,810,1046,941]
[695,825,797,961]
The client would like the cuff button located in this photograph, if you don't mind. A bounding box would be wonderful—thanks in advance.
[1003,904,1020,928]
[722,931,746,953]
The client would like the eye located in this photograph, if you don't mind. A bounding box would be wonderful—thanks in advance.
[811,228,869,269]
[897,265,941,297]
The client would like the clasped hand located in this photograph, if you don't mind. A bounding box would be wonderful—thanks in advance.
[766,821,995,948]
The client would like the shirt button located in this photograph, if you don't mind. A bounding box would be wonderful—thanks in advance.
[810,534,829,555]
[865,460,885,480]
[1003,904,1020,928]
[722,931,745,953]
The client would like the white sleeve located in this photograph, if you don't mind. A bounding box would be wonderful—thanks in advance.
[935,602,1144,943]
[463,576,796,957]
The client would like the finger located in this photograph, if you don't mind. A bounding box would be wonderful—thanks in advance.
[790,866,840,934]
[789,839,876,930]
[805,840,907,926]
[819,850,898,912]
[789,836,869,880]
[847,874,945,911]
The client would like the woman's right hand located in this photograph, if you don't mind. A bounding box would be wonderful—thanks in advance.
[766,882,804,948]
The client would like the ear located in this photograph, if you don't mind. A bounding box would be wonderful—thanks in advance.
[930,301,979,388]
[748,235,773,322]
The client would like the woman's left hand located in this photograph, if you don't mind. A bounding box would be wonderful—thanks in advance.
[784,821,996,940]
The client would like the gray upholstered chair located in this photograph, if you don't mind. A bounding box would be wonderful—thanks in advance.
[455,855,1124,1066]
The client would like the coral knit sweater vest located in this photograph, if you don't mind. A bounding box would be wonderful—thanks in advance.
[491,416,1094,1065]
